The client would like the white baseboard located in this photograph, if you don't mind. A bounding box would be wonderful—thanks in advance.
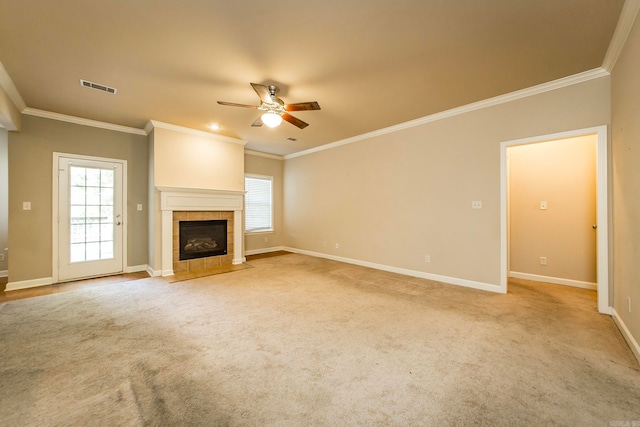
[146,266,162,277]
[244,246,286,256]
[125,264,148,273]
[284,247,503,294]
[5,277,54,292]
[509,271,597,290]
[0,270,7,278]
[611,308,640,365]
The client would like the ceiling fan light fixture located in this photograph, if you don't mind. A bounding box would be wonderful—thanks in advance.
[261,112,282,127]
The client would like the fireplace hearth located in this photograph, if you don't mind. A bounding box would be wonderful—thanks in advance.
[179,220,227,261]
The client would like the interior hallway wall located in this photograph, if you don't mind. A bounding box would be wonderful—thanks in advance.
[611,7,640,355]
[283,77,610,289]
[508,135,597,285]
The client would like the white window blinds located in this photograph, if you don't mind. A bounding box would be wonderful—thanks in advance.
[245,175,273,232]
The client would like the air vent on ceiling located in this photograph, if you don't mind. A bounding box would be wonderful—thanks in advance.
[80,79,117,94]
[286,137,298,142]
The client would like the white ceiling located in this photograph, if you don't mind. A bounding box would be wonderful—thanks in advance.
[0,1,625,155]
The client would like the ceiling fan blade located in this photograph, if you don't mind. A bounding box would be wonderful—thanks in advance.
[250,83,273,104]
[284,101,321,111]
[282,113,309,129]
[251,117,263,127]
[217,101,258,109]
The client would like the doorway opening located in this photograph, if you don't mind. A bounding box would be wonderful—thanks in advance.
[500,126,609,314]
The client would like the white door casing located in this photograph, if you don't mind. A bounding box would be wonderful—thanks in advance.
[500,126,609,314]
[54,153,127,282]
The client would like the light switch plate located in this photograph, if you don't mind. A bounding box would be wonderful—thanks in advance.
[23,202,31,210]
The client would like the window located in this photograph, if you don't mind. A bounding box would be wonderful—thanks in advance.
[245,174,273,233]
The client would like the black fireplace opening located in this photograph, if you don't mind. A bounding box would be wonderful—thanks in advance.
[179,220,227,261]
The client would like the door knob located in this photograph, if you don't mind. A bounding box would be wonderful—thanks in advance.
[116,221,122,226]
[592,224,597,229]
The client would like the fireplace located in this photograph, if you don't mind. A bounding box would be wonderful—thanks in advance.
[159,187,244,277]
[179,220,227,260]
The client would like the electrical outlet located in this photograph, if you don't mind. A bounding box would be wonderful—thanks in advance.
[0,254,4,261]
[137,204,143,211]
[540,257,547,265]
[472,201,482,209]
[264,236,268,243]
[424,255,431,263]
[335,243,340,249]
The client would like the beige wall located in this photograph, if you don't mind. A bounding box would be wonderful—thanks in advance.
[8,115,148,282]
[244,153,284,253]
[0,84,21,131]
[0,128,7,273]
[508,136,597,283]
[611,12,640,350]
[284,77,610,287]
[148,125,245,273]
[153,127,244,191]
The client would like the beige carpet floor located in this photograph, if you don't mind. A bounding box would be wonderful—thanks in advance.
[1,253,639,426]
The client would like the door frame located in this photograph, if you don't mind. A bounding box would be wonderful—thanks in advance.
[52,152,128,284]
[500,126,609,314]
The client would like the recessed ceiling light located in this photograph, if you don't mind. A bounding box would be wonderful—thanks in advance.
[209,124,221,131]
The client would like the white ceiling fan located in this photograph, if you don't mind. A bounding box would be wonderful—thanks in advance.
[217,83,321,129]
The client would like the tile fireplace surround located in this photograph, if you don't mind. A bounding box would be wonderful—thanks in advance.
[158,187,244,276]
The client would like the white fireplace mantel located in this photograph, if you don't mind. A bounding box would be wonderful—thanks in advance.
[157,187,245,276]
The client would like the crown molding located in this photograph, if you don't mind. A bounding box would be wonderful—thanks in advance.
[146,120,247,146]
[244,149,283,160]
[23,108,146,135]
[602,0,640,72]
[0,61,26,112]
[285,67,610,160]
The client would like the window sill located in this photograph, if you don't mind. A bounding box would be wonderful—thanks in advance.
[245,230,274,235]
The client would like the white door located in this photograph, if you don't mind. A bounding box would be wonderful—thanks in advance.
[58,156,124,281]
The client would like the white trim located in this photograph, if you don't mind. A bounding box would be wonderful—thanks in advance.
[611,308,640,365]
[244,149,284,160]
[602,0,640,72]
[0,270,7,278]
[285,68,609,160]
[24,108,146,135]
[244,246,286,256]
[509,272,597,291]
[146,266,162,277]
[5,277,53,292]
[0,60,27,111]
[125,264,148,273]
[500,126,609,313]
[52,152,128,284]
[158,187,245,275]
[146,120,247,145]
[284,247,503,294]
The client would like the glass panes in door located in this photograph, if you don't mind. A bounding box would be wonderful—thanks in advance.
[69,166,115,263]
